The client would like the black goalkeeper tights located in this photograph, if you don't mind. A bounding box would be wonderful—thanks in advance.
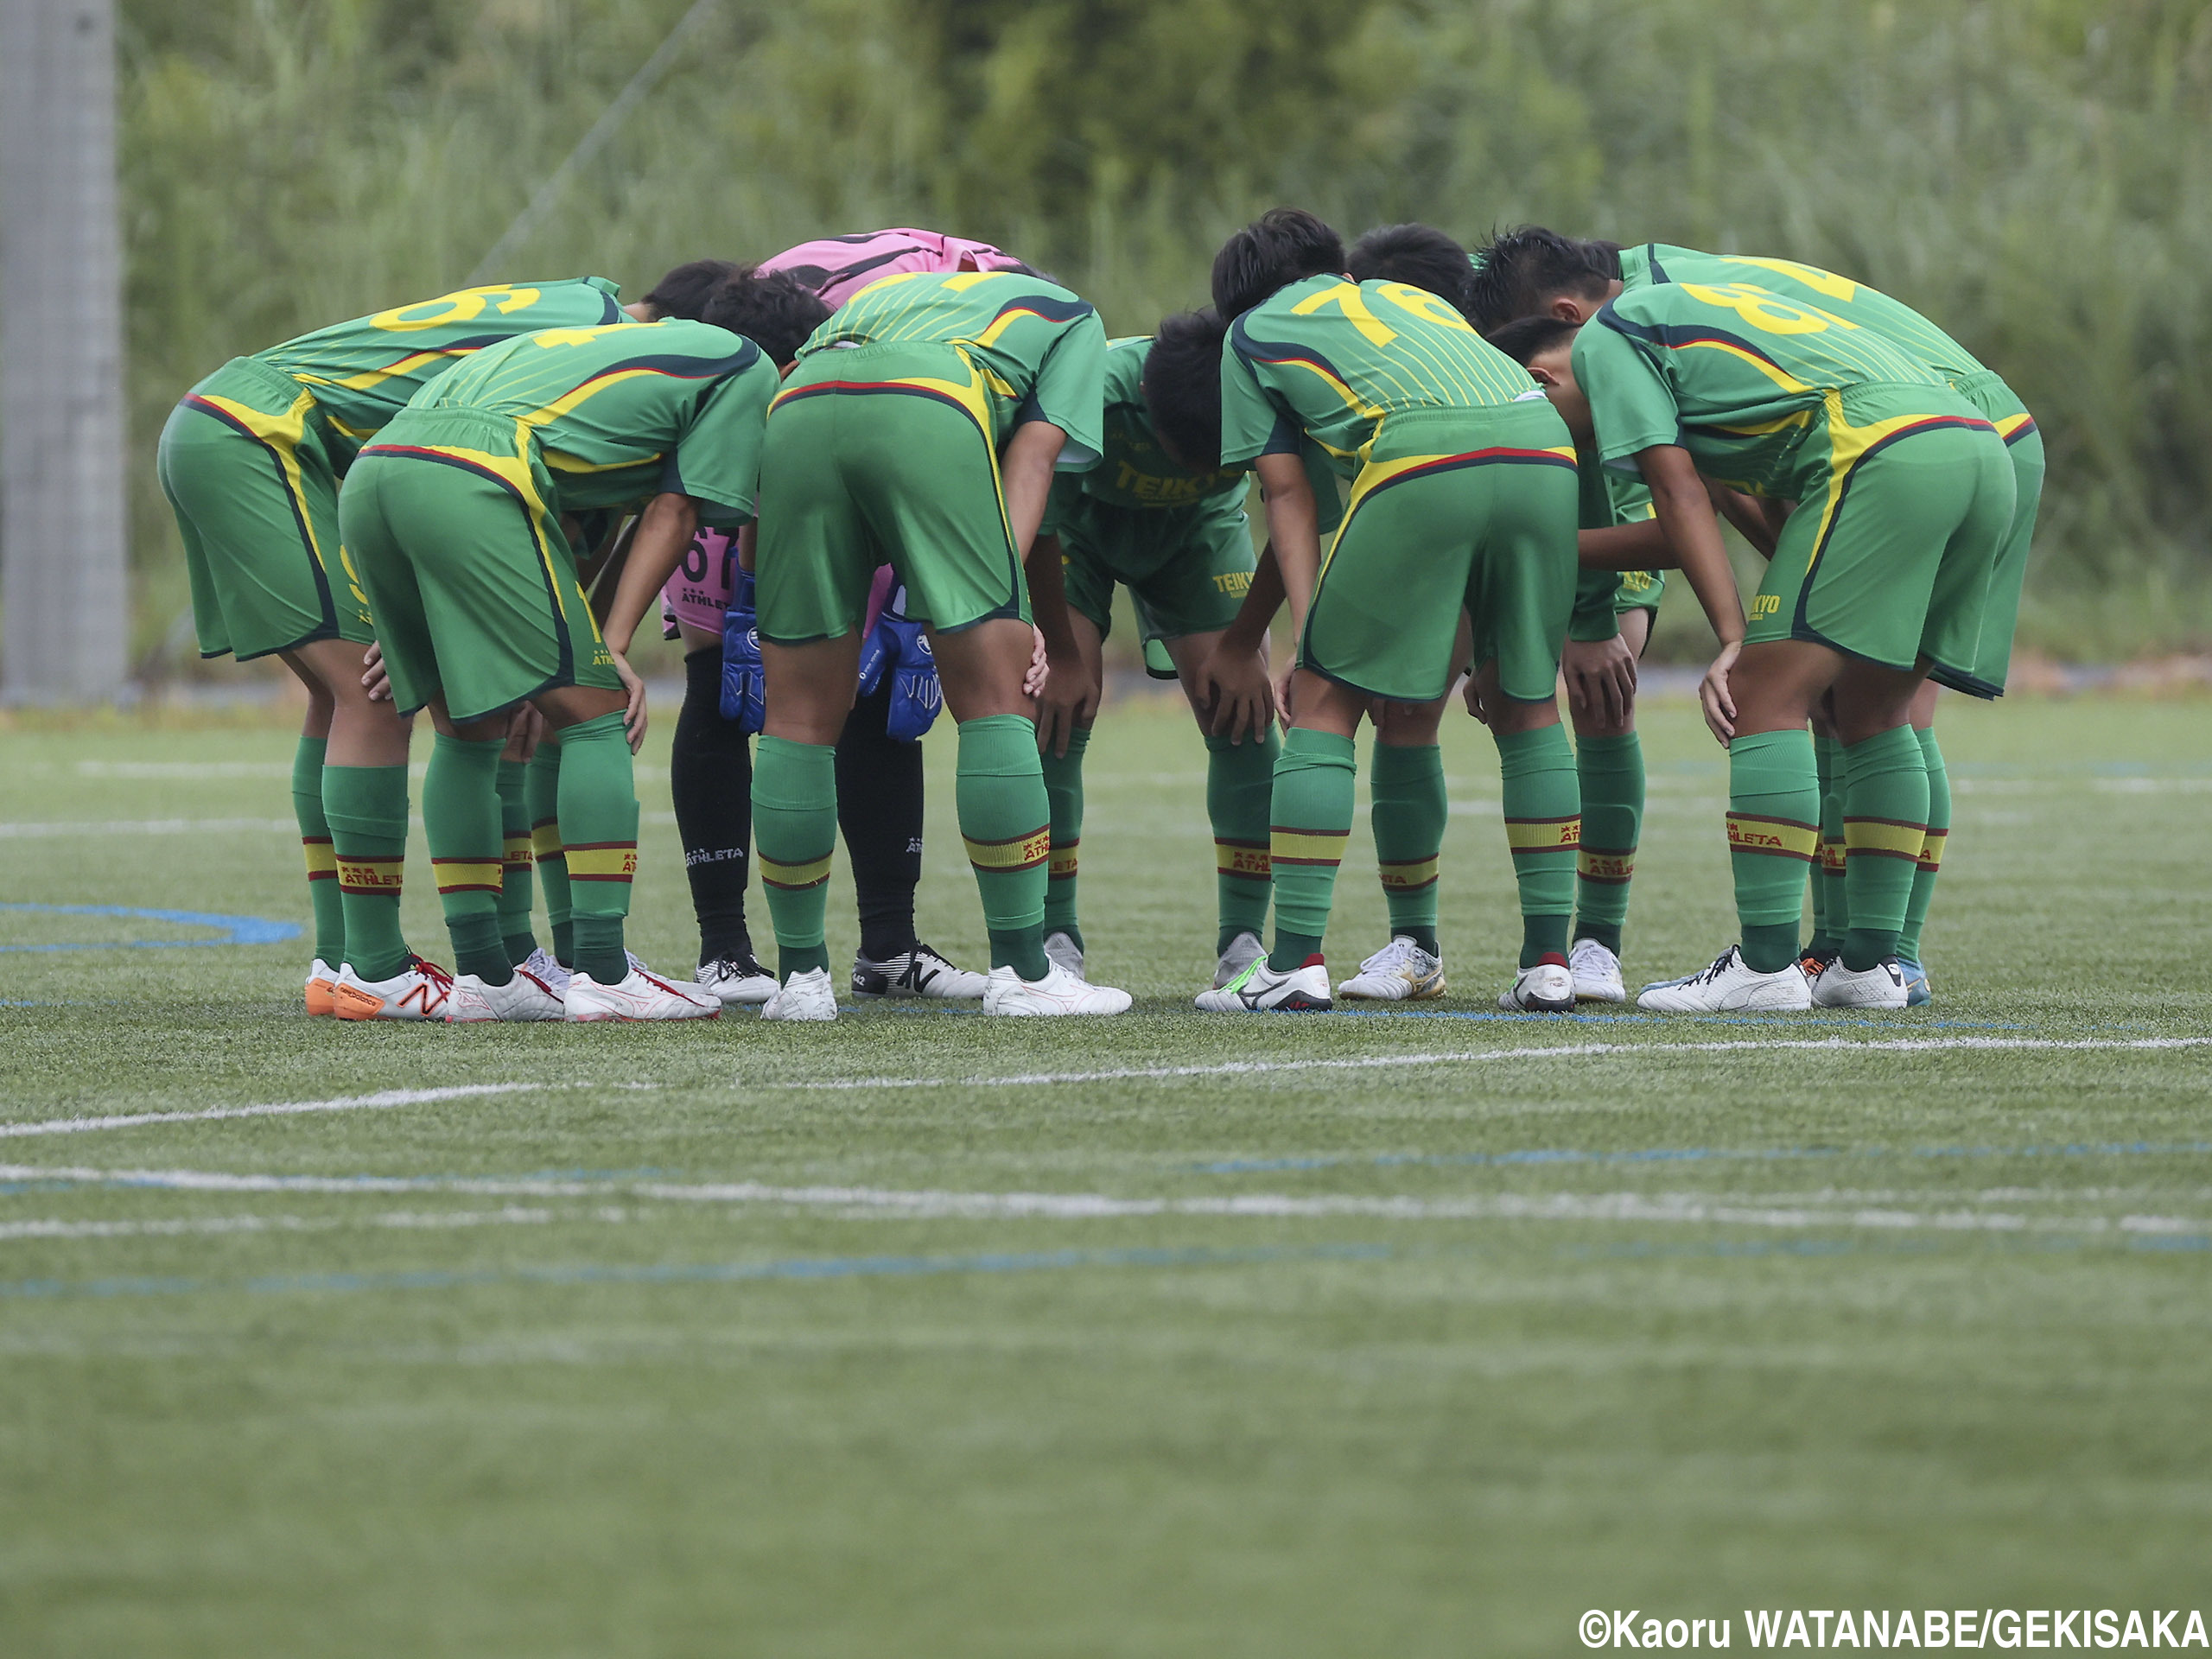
[671,650,925,966]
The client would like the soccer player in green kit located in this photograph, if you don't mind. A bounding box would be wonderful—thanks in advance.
[1489,278,2014,1011]
[1151,209,1585,1015]
[747,267,1134,1020]
[1471,230,2043,1004]
[1024,317,1290,993]
[337,279,808,1020]
[157,274,637,1017]
[1337,225,1663,1005]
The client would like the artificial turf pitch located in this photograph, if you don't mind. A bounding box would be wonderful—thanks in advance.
[0,691,2207,1655]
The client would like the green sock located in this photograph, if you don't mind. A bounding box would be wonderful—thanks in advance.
[1207,725,1278,953]
[495,759,537,965]
[1726,728,1819,974]
[291,735,344,967]
[322,763,412,982]
[1040,726,1090,951]
[1897,728,1948,964]
[1267,728,1355,972]
[423,734,512,985]
[753,734,836,980]
[1496,725,1580,968]
[554,712,639,986]
[526,746,572,968]
[957,714,1052,980]
[1572,730,1643,958]
[1815,733,1848,953]
[1840,725,1929,971]
[1370,741,1445,958]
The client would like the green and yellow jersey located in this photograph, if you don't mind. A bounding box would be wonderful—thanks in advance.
[796,270,1108,467]
[252,278,626,465]
[1069,336,1248,512]
[1575,283,1983,503]
[403,319,779,526]
[1220,275,1541,477]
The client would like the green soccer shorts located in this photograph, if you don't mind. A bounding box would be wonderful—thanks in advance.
[1053,489,1254,677]
[336,409,620,721]
[1300,401,1580,705]
[758,341,1032,645]
[1947,370,2043,696]
[156,357,372,662]
[1745,396,2016,690]
[1567,565,1667,644]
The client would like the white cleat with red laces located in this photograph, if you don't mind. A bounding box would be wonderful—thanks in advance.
[448,968,566,1022]
[332,957,455,1022]
[563,963,721,1022]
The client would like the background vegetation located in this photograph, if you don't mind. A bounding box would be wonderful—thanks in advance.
[121,0,2212,668]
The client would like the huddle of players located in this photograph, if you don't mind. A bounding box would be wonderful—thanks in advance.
[158,209,2032,1021]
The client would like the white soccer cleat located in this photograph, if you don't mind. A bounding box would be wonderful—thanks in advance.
[1042,930,1086,981]
[1567,937,1626,1004]
[520,946,571,996]
[1194,955,1333,1013]
[332,957,455,1022]
[1810,957,1909,1010]
[448,967,564,1023]
[696,952,778,1006]
[850,942,988,1001]
[1498,957,1576,1013]
[563,963,721,1022]
[982,962,1133,1015]
[760,966,840,1021]
[1211,930,1265,989]
[1637,945,1813,1013]
[1337,936,1446,1001]
[305,958,339,1017]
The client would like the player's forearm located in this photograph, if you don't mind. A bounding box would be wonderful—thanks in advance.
[1001,421,1067,556]
[1221,543,1285,655]
[1579,520,1675,571]
[1639,449,1743,647]
[1023,535,1082,659]
[1709,483,1781,558]
[601,493,700,655]
[1254,456,1320,635]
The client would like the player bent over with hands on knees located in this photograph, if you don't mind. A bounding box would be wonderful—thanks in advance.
[747,265,1134,1019]
[338,271,810,1020]
[1148,208,1586,1016]
[1488,279,2012,1013]
[1471,230,2042,1007]
[1023,315,1287,994]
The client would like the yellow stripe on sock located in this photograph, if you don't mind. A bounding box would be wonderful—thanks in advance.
[965,827,1051,873]
[431,856,503,894]
[564,841,638,883]
[1916,828,1948,872]
[531,818,563,860]
[336,856,404,895]
[1577,848,1635,884]
[1505,816,1582,855]
[302,836,337,881]
[759,850,833,891]
[1216,839,1271,881]
[1377,855,1440,893]
[1726,813,1819,861]
[1820,839,1847,875]
[1269,827,1349,868]
[1845,817,1929,861]
[1048,839,1078,880]
[502,835,534,871]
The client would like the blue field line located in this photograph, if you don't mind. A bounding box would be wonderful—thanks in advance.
[1192,1137,2212,1175]
[0,903,299,953]
[0,1241,1395,1302]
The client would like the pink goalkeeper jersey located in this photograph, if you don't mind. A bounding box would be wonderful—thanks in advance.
[664,229,1030,637]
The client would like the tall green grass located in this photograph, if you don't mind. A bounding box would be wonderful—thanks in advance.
[120,0,2212,669]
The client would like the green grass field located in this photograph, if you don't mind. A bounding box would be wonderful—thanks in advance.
[1,690,2208,1656]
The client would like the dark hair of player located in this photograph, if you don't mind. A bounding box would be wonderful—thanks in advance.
[700,269,834,368]
[1141,308,1230,473]
[1465,227,1624,333]
[1210,208,1345,321]
[1484,313,1583,367]
[642,258,743,321]
[1346,224,1476,319]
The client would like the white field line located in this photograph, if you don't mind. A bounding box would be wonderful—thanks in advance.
[779,1035,2212,1093]
[0,1206,590,1241]
[0,817,296,838]
[0,1084,539,1141]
